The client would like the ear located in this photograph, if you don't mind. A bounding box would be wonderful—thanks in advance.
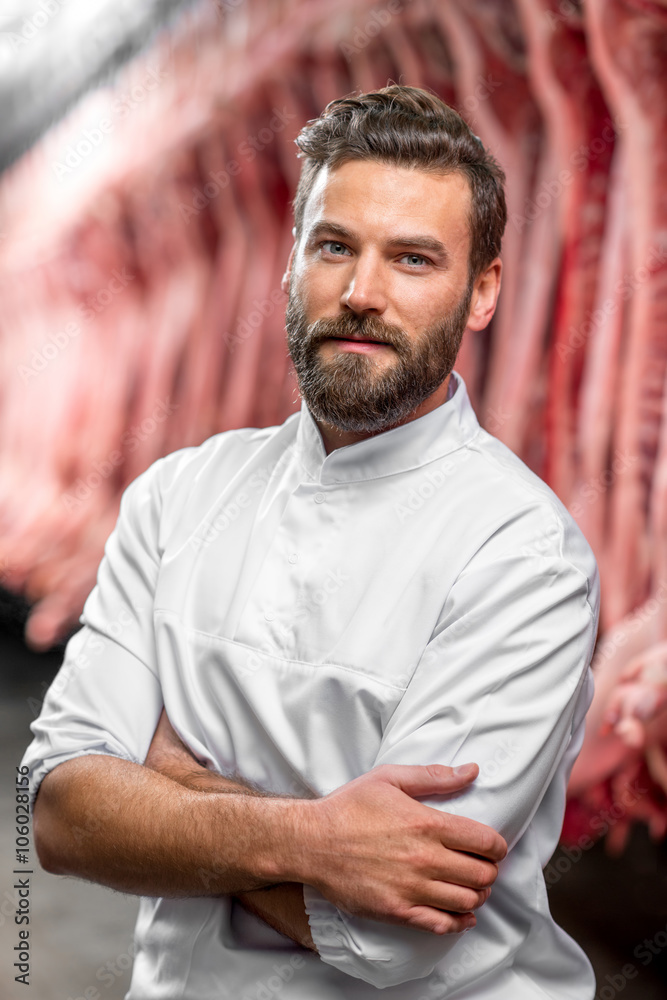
[281,240,297,295]
[465,258,502,332]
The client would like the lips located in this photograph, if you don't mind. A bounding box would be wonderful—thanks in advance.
[326,336,390,345]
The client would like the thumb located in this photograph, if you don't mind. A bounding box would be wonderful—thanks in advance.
[381,762,479,797]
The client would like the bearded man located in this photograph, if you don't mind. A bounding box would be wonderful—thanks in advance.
[24,85,600,1000]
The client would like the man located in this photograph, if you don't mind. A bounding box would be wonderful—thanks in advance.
[24,86,600,999]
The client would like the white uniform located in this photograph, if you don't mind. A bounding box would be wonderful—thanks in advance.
[23,370,599,999]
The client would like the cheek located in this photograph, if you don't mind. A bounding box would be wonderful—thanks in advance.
[296,265,342,311]
[393,285,447,330]
[398,277,465,320]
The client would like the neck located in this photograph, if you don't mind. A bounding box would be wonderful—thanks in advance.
[314,374,451,455]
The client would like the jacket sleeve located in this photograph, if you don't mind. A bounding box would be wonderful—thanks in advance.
[22,458,170,811]
[303,505,600,988]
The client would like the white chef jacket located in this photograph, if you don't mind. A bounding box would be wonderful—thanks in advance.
[23,369,600,1000]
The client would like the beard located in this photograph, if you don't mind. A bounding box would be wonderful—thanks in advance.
[285,280,474,434]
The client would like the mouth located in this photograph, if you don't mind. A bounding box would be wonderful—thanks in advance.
[322,337,393,355]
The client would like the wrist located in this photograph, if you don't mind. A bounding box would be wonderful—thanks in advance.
[250,797,320,884]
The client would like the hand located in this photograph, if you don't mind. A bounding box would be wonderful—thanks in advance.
[144,713,506,936]
[300,762,506,935]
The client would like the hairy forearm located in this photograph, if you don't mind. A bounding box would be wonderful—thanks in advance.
[235,882,315,951]
[144,738,316,950]
[33,754,313,898]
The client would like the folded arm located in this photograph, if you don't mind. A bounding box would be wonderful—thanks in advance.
[300,513,600,988]
[142,708,316,950]
[141,709,502,952]
[31,677,501,923]
[25,452,505,959]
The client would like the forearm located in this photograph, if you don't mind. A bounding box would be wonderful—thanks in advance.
[145,740,316,949]
[234,882,315,951]
[138,709,501,956]
[33,754,312,898]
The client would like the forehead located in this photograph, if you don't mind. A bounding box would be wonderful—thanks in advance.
[301,159,472,252]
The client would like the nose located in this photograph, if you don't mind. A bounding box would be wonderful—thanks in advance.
[340,253,387,316]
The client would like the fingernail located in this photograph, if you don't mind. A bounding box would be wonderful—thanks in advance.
[453,763,475,775]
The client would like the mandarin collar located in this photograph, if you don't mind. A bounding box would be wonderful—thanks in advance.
[293,370,480,485]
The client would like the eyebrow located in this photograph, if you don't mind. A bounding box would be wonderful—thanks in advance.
[305,221,450,263]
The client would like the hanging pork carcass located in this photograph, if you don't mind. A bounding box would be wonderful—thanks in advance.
[0,0,666,848]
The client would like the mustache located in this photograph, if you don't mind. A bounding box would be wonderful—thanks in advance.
[306,313,407,349]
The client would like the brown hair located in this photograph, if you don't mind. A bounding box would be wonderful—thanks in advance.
[292,85,507,282]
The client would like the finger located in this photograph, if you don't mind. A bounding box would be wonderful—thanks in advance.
[431,853,499,891]
[419,882,492,913]
[438,814,507,862]
[380,762,479,798]
[402,906,477,936]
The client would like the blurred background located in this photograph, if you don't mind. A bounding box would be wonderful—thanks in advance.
[0,0,666,996]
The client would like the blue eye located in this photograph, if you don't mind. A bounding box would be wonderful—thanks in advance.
[322,241,349,255]
[402,254,428,267]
